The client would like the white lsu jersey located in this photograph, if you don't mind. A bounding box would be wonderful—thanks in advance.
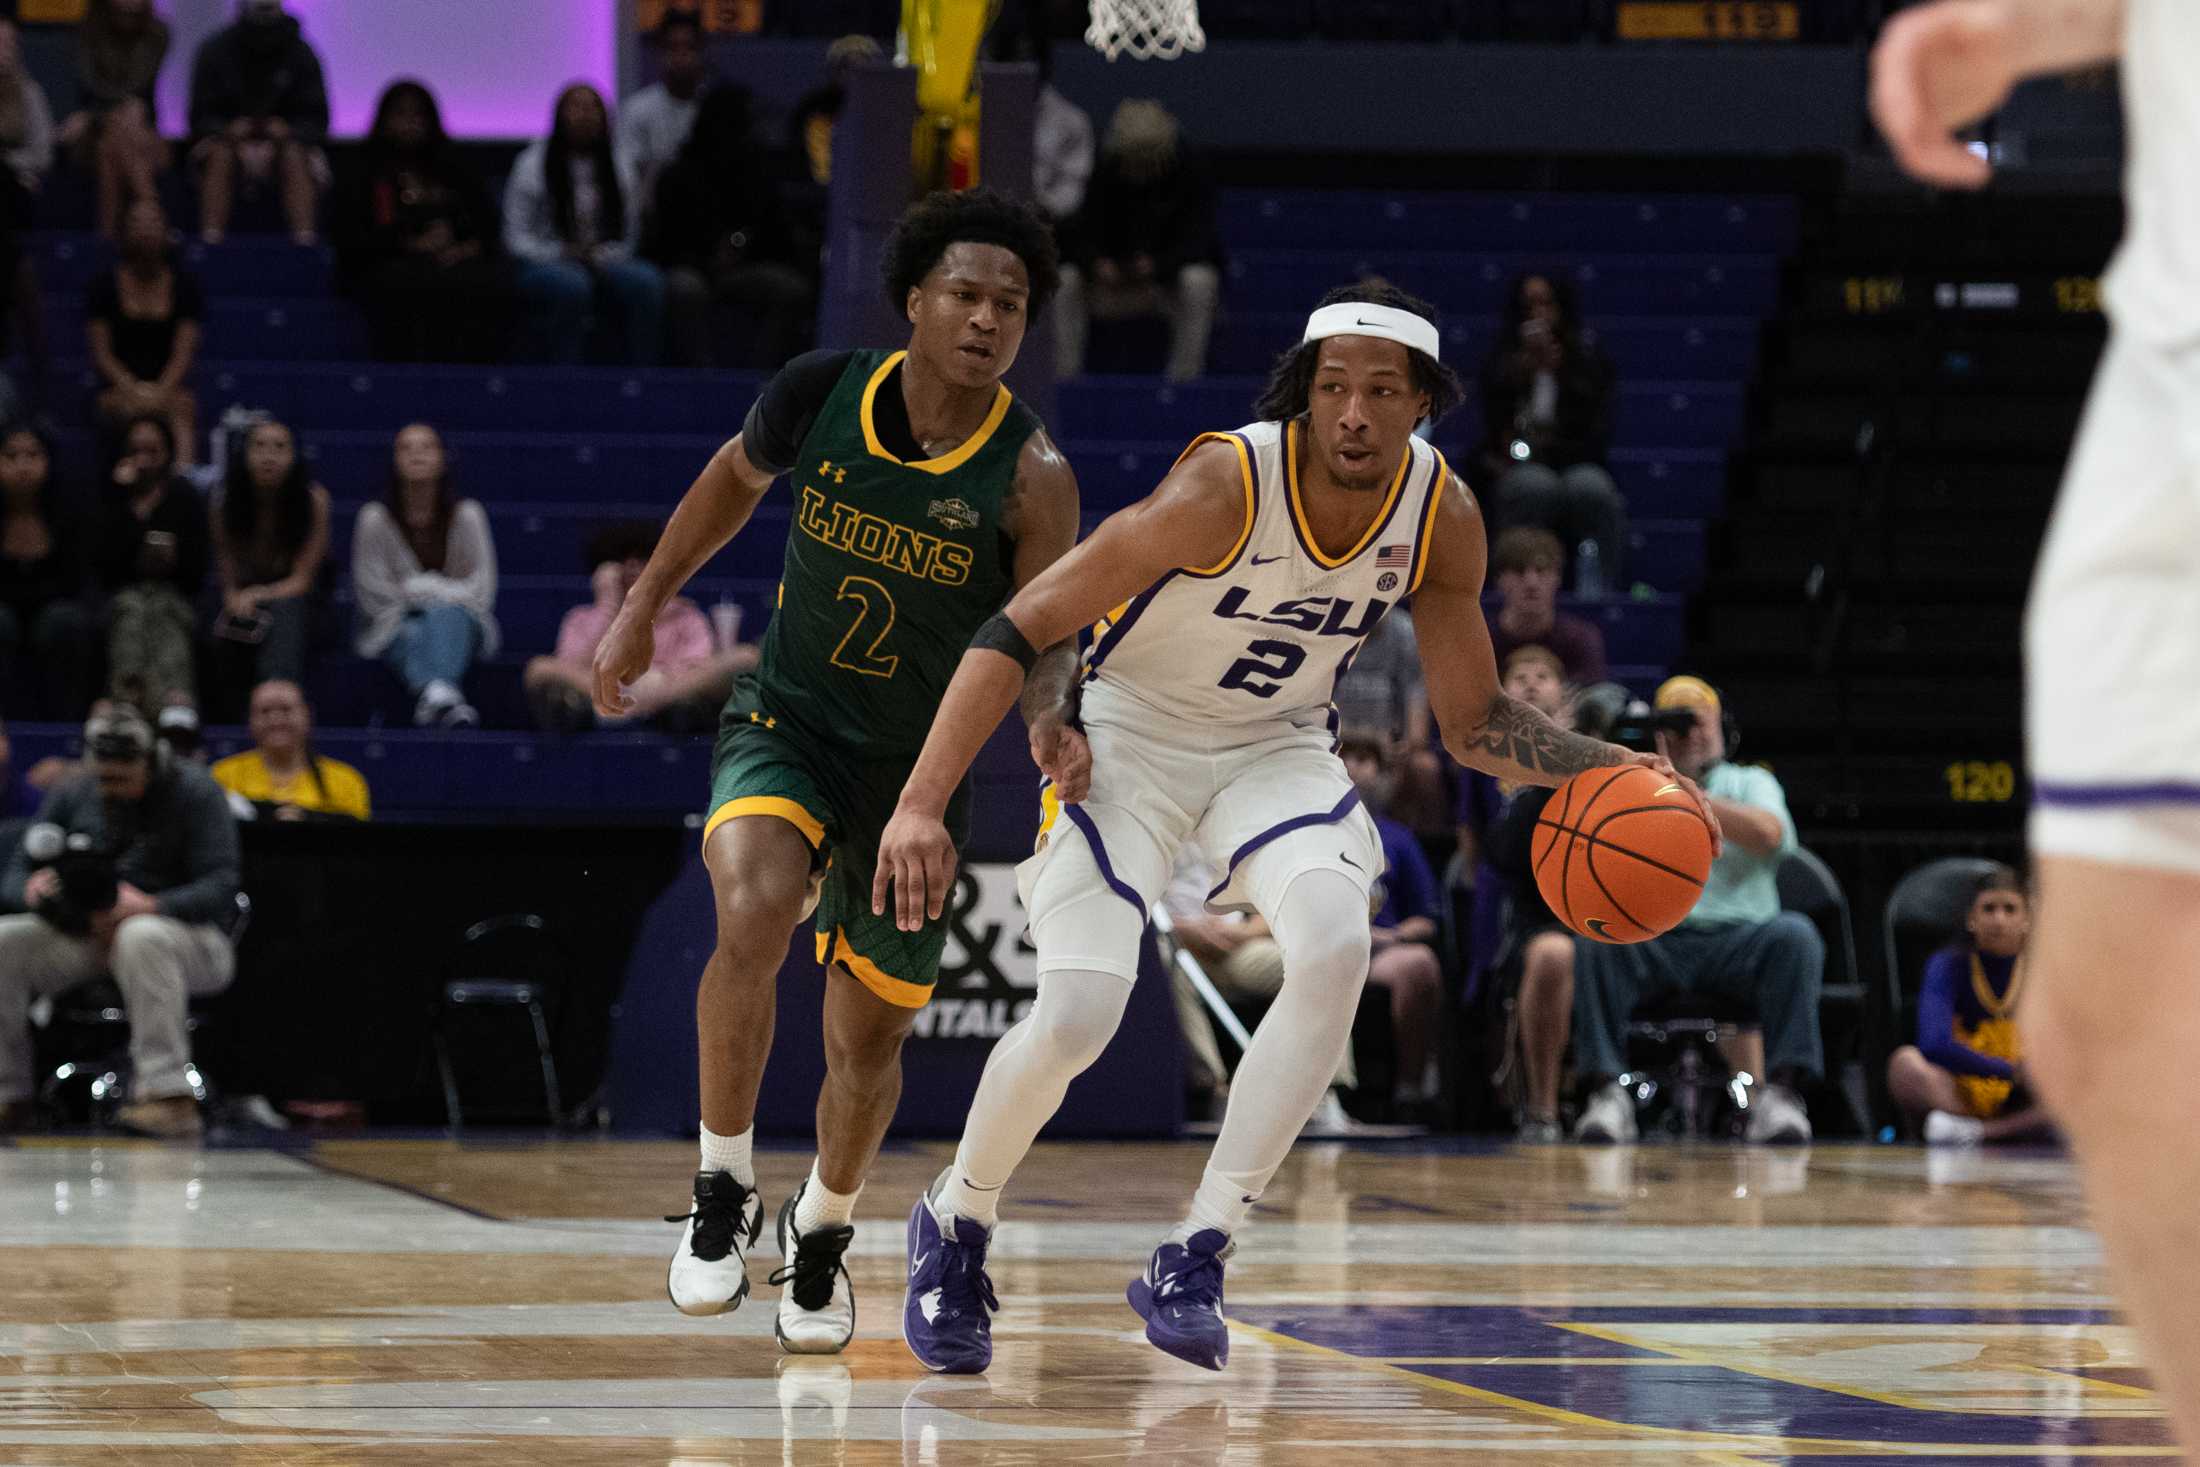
[1080,418,1449,733]
[2104,0,2200,345]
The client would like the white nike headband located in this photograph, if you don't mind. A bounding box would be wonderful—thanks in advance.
[1303,302,1441,362]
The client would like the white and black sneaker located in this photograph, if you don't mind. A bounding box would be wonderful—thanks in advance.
[665,1170,765,1317]
[1573,1080,1639,1144]
[771,1184,856,1353]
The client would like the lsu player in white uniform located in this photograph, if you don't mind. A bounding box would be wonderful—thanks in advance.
[1876,0,2200,1450]
[876,285,1713,1374]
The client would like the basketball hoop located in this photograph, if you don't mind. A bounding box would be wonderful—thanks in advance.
[1085,0,1206,61]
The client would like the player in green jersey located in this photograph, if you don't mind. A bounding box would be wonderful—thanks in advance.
[592,190,1086,1354]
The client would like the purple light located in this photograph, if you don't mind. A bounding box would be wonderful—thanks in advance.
[157,0,619,139]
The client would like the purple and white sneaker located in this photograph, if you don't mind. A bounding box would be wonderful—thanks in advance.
[1127,1229,1234,1370]
[901,1186,998,1373]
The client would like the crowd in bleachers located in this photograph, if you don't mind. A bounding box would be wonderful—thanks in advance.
[0,1,2025,1149]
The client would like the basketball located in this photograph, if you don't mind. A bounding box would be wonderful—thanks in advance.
[1532,764,1716,944]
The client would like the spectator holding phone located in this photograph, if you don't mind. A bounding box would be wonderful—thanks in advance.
[93,413,207,713]
[207,417,328,718]
[1478,273,1626,588]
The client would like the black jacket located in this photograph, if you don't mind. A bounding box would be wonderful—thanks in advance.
[188,15,328,142]
[3,762,241,926]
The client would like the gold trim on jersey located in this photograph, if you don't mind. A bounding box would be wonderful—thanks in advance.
[858,350,1013,477]
[702,795,826,851]
[1970,950,2026,1019]
[1409,448,1453,594]
[1177,431,1257,577]
[815,927,932,1007]
[1285,419,1412,569]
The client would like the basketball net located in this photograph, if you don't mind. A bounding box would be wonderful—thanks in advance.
[1085,0,1206,61]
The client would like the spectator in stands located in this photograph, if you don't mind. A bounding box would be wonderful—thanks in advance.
[504,83,664,367]
[1887,865,2052,1146]
[1057,99,1221,382]
[210,678,367,822]
[1460,646,1577,1143]
[64,0,170,240]
[0,19,55,385]
[648,86,811,370]
[332,80,507,364]
[0,718,36,823]
[1162,837,1358,1133]
[1333,608,1449,834]
[525,520,748,733]
[0,702,240,1138]
[94,413,207,714]
[89,198,201,467]
[1478,273,1627,587]
[621,8,711,215]
[349,424,497,729]
[1340,728,1444,1107]
[1487,526,1607,684]
[207,417,329,718]
[187,0,329,246]
[790,35,883,189]
[0,421,90,719]
[1572,676,1822,1146]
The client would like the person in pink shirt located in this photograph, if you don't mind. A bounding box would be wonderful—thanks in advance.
[524,520,753,732]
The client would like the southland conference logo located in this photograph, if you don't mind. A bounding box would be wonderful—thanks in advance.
[928,496,981,532]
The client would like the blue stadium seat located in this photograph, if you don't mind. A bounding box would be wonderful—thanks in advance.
[44,297,370,362]
[29,233,336,300]
[1214,191,1798,254]
[196,363,765,436]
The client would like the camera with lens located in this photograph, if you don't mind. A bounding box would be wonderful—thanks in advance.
[1608,704,1701,751]
[23,823,118,936]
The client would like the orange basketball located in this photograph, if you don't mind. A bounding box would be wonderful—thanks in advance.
[1531,764,1716,945]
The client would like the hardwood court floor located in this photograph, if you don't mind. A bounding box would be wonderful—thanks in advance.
[0,1136,2170,1463]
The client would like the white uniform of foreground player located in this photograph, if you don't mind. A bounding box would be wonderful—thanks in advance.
[1874,0,2200,1453]
[874,287,1715,1374]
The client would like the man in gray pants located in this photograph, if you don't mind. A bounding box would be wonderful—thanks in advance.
[0,704,240,1139]
[1571,676,1824,1146]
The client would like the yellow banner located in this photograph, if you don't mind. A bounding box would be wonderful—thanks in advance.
[19,0,89,22]
[1616,2,1801,41]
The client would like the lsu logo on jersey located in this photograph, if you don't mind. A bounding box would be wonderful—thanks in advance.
[1212,585,1390,639]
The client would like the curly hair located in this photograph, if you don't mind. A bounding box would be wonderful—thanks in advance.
[881,187,1062,316]
[1252,283,1466,427]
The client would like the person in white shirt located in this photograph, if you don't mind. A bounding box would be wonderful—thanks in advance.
[1877,1,2200,1453]
[503,84,664,365]
[619,9,710,221]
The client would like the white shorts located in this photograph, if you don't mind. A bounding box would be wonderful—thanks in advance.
[2027,331,2200,874]
[1016,687,1385,979]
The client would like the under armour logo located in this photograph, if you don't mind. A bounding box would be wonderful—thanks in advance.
[818,459,848,484]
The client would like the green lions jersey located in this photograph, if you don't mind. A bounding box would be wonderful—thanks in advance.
[750,348,1036,758]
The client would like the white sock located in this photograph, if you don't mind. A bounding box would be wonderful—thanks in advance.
[794,1159,860,1233]
[1180,1161,1264,1240]
[937,1153,1004,1229]
[699,1123,753,1185]
[1188,869,1371,1239]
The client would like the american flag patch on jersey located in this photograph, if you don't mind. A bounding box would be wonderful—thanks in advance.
[1377,545,1412,568]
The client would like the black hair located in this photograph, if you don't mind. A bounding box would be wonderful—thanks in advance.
[1497,269,1584,353]
[117,411,175,467]
[881,187,1061,316]
[1253,283,1466,427]
[1973,864,2027,905]
[545,83,627,246]
[0,418,62,524]
[366,79,451,160]
[221,419,315,561]
[649,8,705,46]
[584,518,659,572]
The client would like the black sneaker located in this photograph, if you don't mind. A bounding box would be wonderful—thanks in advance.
[665,1170,764,1317]
[769,1184,856,1353]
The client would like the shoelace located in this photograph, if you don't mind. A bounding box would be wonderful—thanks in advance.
[769,1223,854,1311]
[664,1183,753,1262]
[1156,1247,1226,1311]
[935,1234,1000,1319]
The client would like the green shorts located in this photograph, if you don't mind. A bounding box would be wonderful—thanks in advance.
[704,682,969,1008]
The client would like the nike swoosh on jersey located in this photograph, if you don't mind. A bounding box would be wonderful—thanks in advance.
[1340,851,1363,871]
[1250,553,1285,565]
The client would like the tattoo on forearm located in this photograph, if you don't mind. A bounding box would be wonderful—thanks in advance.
[1021,639,1080,726]
[1476,694,1626,779]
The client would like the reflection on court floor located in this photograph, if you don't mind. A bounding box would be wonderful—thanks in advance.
[0,1137,2170,1463]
